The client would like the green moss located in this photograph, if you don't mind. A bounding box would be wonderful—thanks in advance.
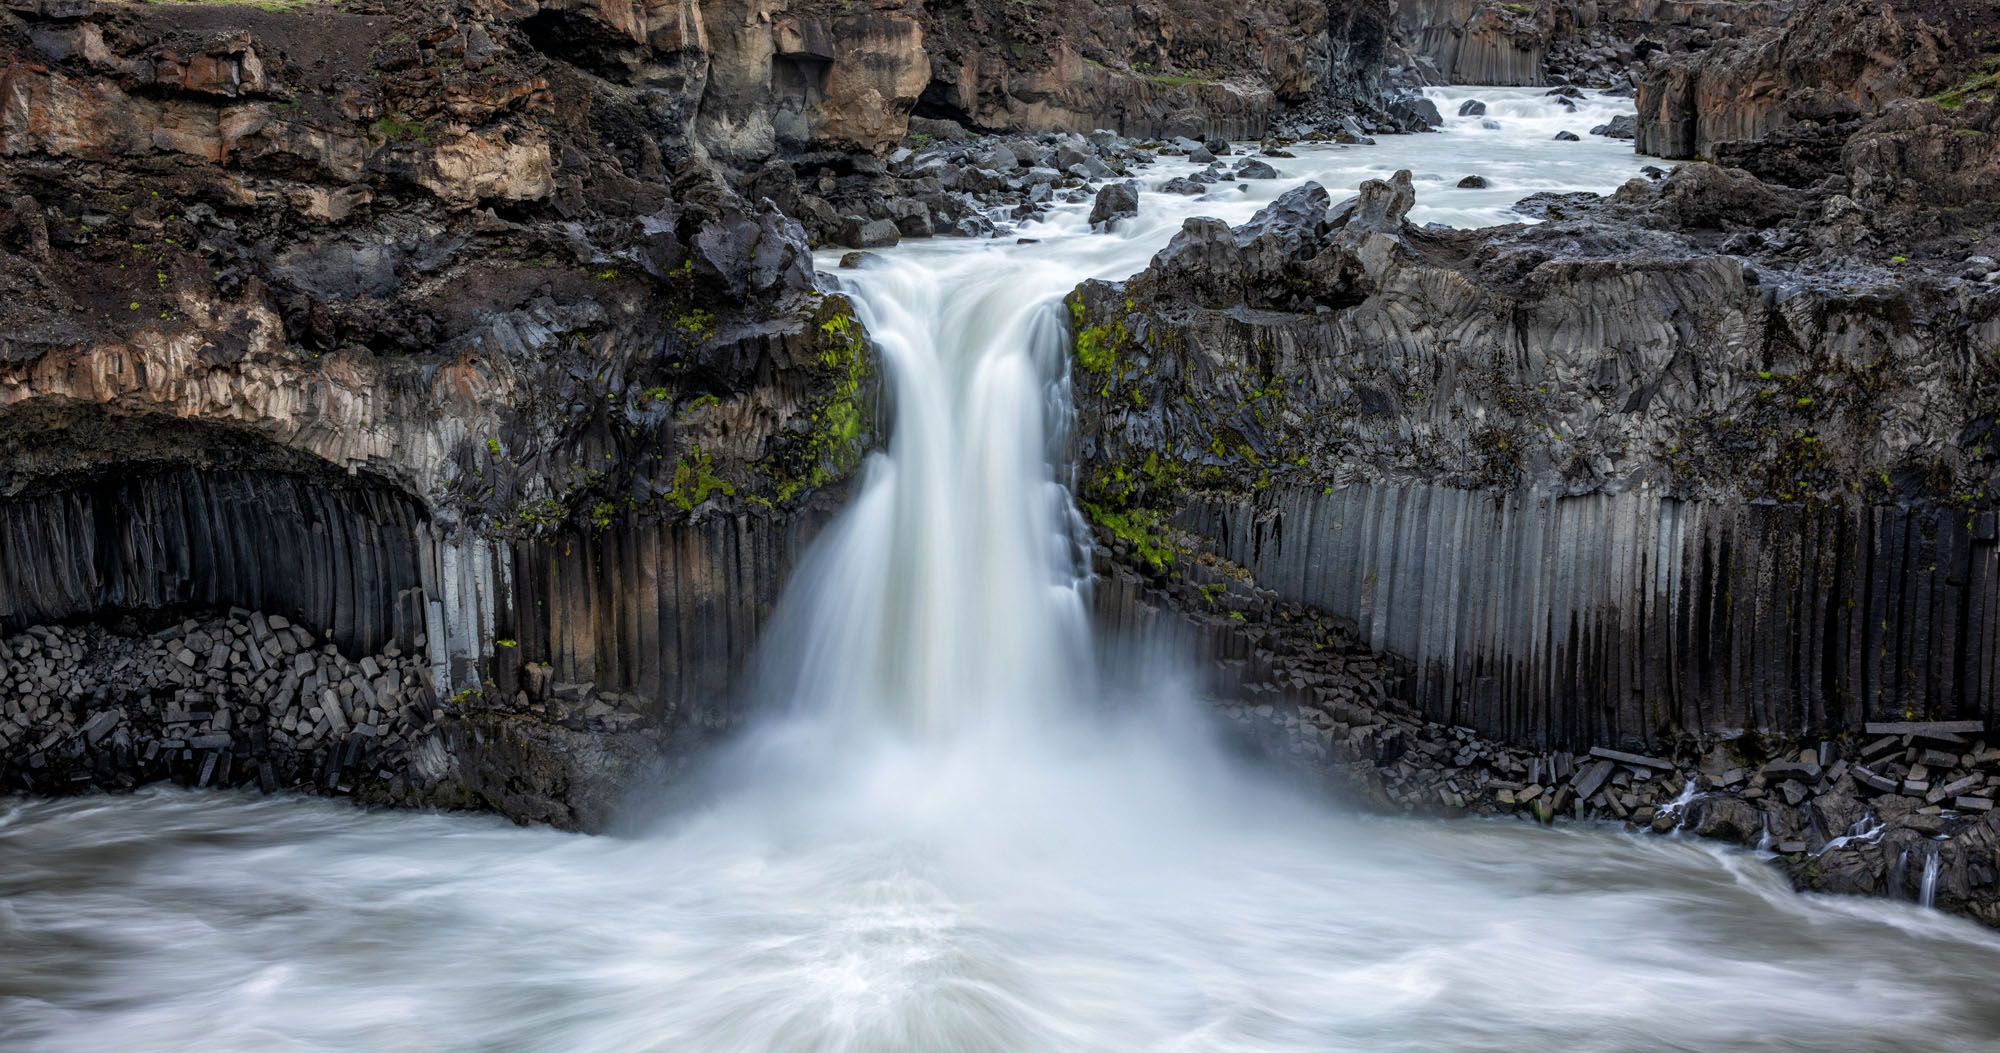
[1930,61,2000,110]
[748,299,874,503]
[1080,501,1178,570]
[668,445,736,512]
[1075,322,1126,374]
[370,115,429,144]
[485,437,502,455]
[675,309,716,336]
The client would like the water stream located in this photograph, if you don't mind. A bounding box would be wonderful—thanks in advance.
[6,88,2000,1051]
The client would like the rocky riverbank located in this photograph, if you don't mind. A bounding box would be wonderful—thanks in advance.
[1067,57,2000,919]
[0,611,677,830]
[1096,537,2000,924]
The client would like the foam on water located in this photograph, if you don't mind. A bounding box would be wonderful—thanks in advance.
[5,88,2000,1052]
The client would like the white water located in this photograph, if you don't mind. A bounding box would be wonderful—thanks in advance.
[6,87,2000,1051]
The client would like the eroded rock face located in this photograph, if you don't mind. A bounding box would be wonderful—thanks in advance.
[1632,0,1991,159]
[1067,165,2000,754]
[913,0,1397,140]
[0,0,881,823]
[1394,0,1789,90]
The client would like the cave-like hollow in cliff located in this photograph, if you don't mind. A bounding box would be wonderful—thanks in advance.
[0,409,430,658]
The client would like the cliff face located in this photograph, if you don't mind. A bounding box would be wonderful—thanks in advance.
[912,0,1394,140]
[1633,0,1994,159]
[1394,0,1788,89]
[1068,159,2000,753]
[0,0,881,822]
[0,0,1417,823]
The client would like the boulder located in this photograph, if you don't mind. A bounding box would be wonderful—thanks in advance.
[1089,180,1141,228]
[1591,114,1638,140]
[837,216,902,249]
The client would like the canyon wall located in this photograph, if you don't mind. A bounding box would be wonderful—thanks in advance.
[0,0,1422,820]
[0,0,882,818]
[1632,0,1993,159]
[1070,153,2000,753]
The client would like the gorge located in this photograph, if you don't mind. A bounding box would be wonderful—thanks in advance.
[3,0,2000,1047]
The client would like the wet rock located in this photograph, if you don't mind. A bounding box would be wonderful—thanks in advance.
[1456,175,1489,188]
[838,217,902,249]
[1089,181,1141,229]
[1458,100,1487,117]
[1591,115,1638,139]
[1234,159,1280,179]
[1384,90,1443,131]
[1553,130,1581,141]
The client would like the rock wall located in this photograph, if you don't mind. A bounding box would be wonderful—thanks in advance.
[1068,166,2000,754]
[0,467,429,656]
[913,0,1395,140]
[1183,484,2000,750]
[1631,0,1983,159]
[1396,0,1547,86]
[0,0,893,821]
[1392,0,1789,90]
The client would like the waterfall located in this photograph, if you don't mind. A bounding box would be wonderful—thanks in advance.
[1921,846,1943,909]
[748,251,1097,737]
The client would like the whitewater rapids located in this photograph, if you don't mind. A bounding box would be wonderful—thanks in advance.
[5,88,2000,1052]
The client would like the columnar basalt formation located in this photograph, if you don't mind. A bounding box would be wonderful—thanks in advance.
[1102,540,2000,925]
[1632,0,1995,159]
[1394,0,1789,89]
[910,0,1397,141]
[0,0,1425,826]
[1068,145,2000,746]
[0,0,883,824]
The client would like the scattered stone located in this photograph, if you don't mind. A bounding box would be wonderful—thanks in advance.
[1089,181,1141,228]
[1588,747,1674,771]
[1553,131,1581,142]
[1865,721,1985,737]
[1590,115,1638,139]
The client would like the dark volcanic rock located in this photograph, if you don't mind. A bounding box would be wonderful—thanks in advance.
[1456,174,1489,188]
[1068,153,2000,759]
[1090,180,1142,228]
[0,0,883,825]
[1591,114,1637,139]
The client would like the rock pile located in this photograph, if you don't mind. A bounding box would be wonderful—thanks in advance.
[0,611,662,829]
[1,614,434,797]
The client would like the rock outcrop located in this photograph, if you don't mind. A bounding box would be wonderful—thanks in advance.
[1395,0,1789,89]
[1068,161,2000,752]
[913,0,1397,140]
[1633,0,1994,159]
[0,0,879,825]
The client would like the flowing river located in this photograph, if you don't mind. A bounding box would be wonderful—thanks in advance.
[6,88,2000,1052]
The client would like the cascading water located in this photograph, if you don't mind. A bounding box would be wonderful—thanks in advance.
[7,88,2000,1052]
[1922,846,1944,909]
